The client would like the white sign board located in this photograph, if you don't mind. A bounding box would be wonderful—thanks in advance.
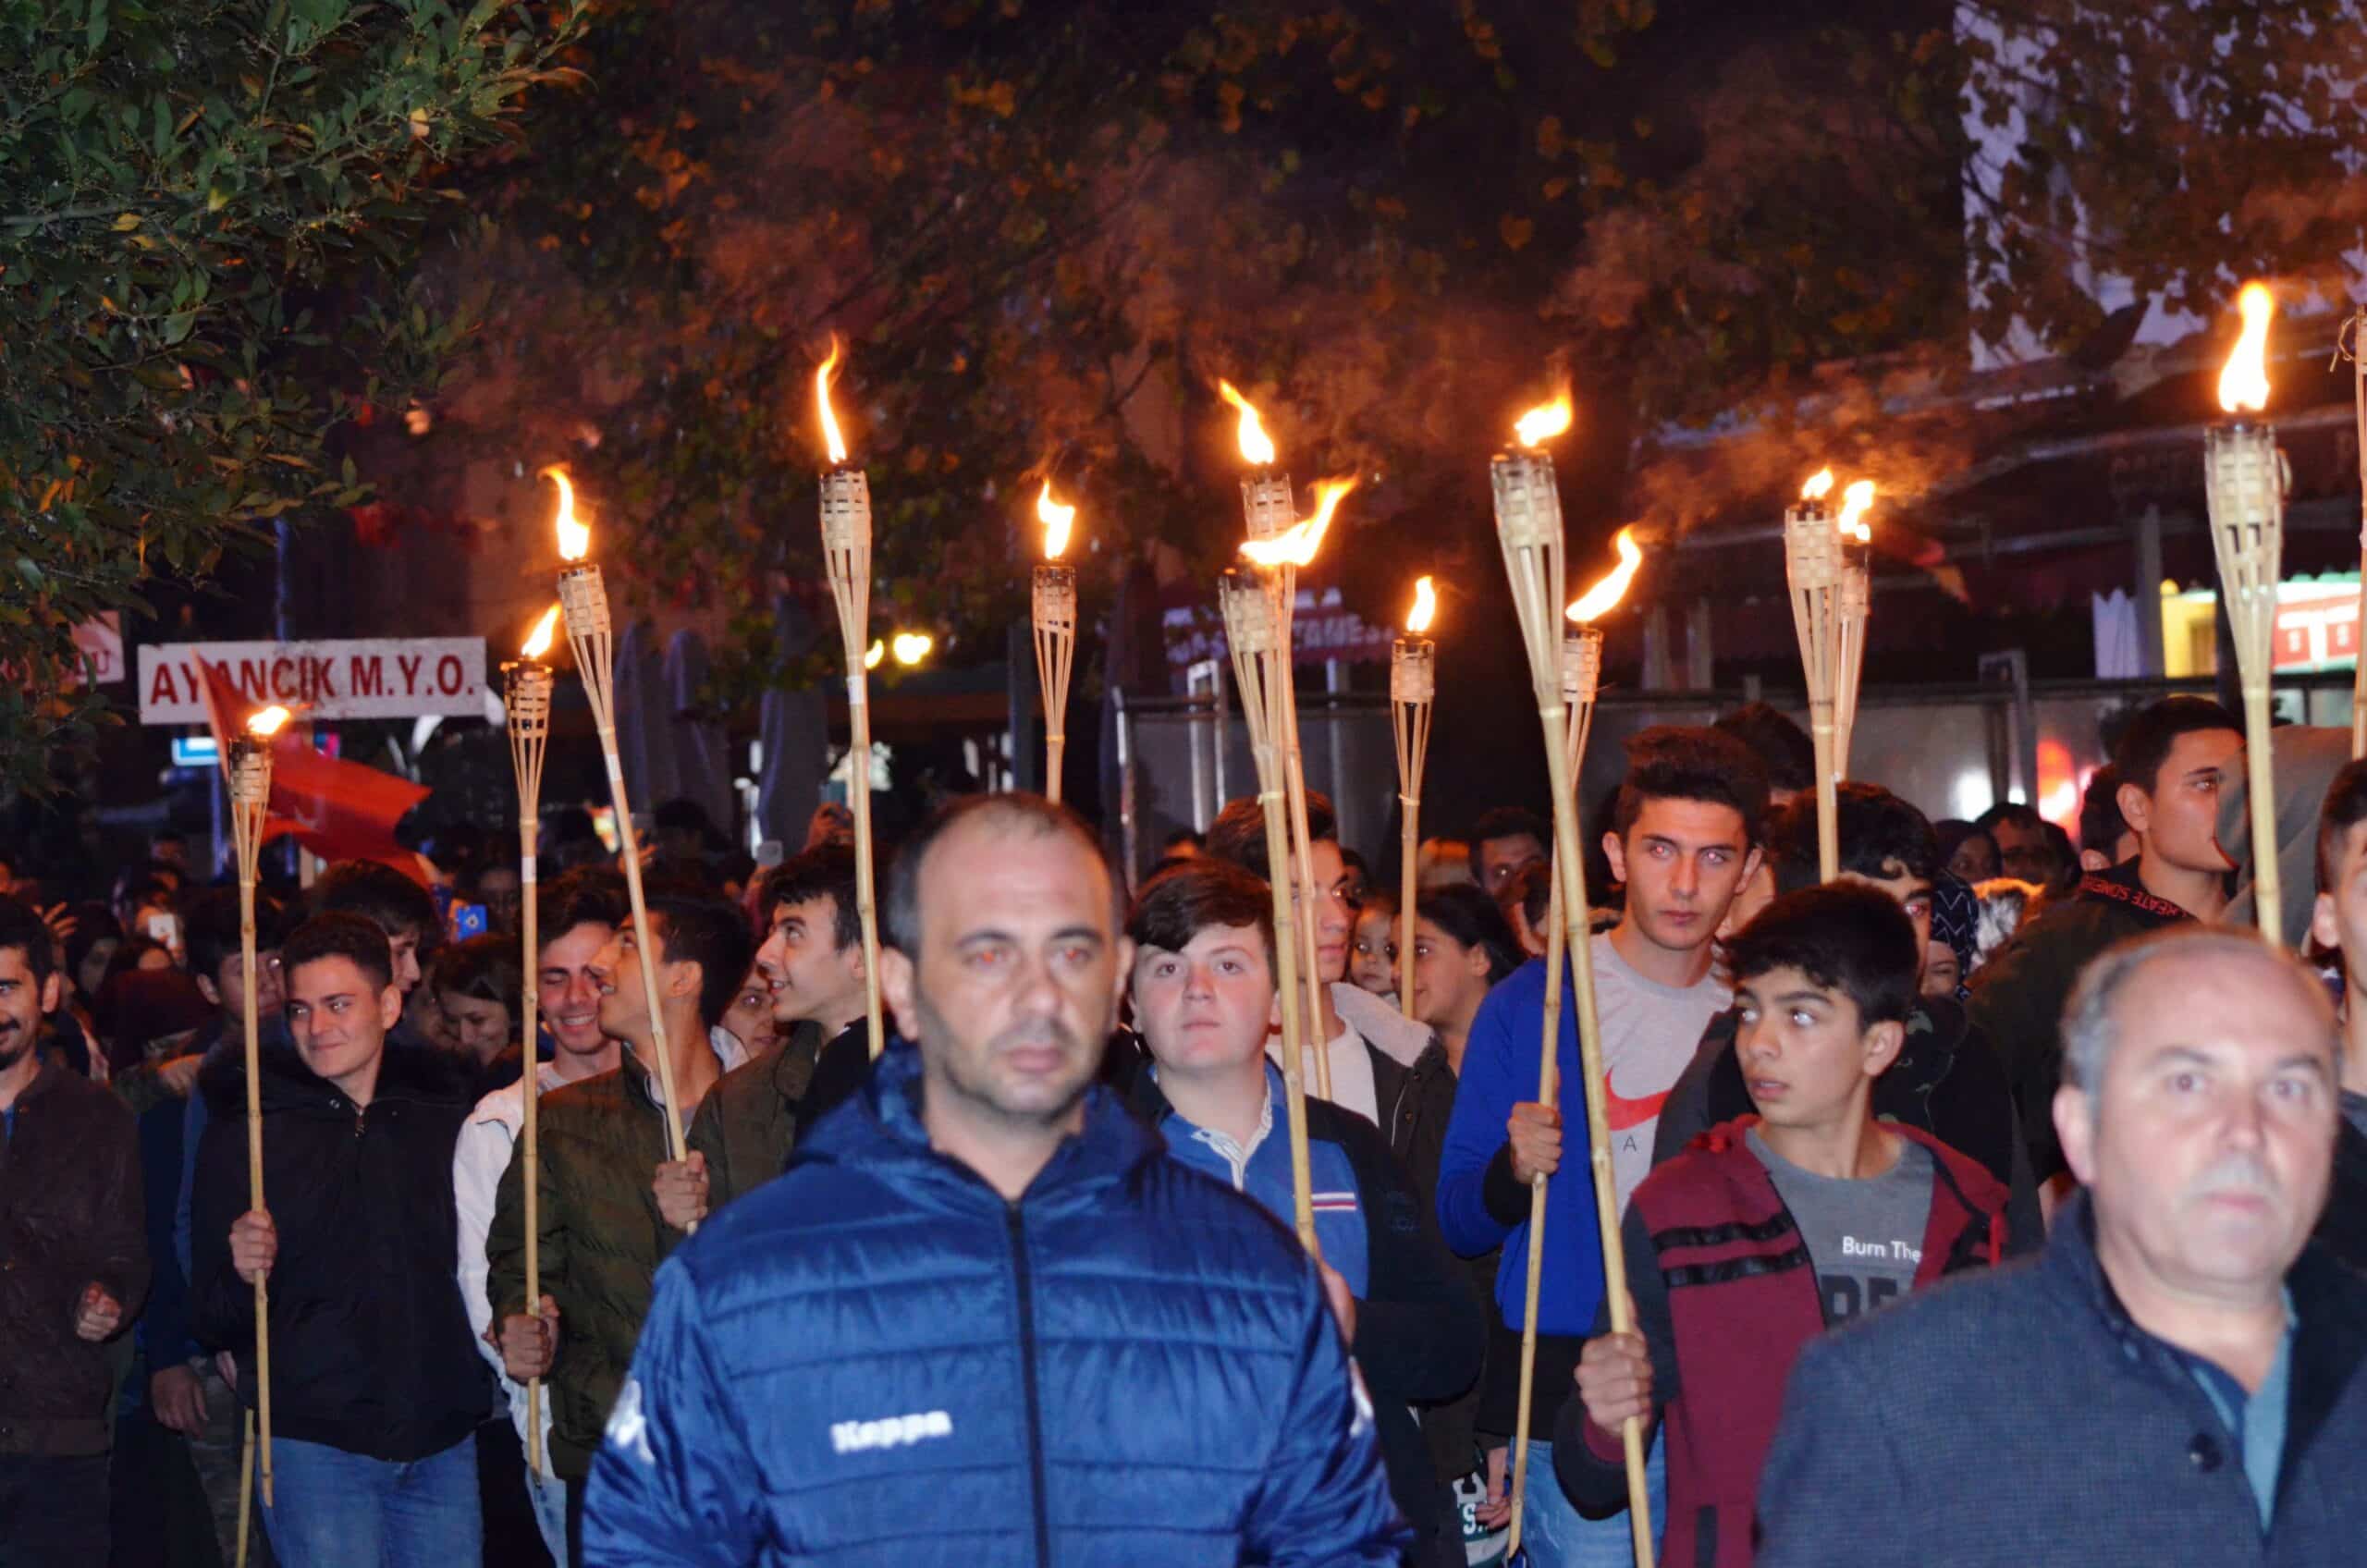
[73,615,125,686]
[138,638,487,725]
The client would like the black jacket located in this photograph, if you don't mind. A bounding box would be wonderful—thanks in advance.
[191,1040,490,1463]
[2318,1108,2367,1274]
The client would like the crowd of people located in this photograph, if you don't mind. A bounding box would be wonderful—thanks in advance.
[4,692,2364,1566]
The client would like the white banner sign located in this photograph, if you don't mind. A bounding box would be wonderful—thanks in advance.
[72,615,124,686]
[138,638,487,725]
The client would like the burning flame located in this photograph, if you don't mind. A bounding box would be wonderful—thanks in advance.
[521,604,561,660]
[1514,395,1574,449]
[1241,475,1357,568]
[2218,282,2275,415]
[543,466,589,562]
[1036,480,1076,559]
[247,705,292,739]
[1838,480,1875,545]
[1406,576,1437,634]
[1566,528,1643,624]
[1217,380,1277,467]
[891,632,933,667]
[864,639,885,670]
[816,337,850,466]
[1800,468,1834,503]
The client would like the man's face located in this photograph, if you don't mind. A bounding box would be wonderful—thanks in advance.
[213,949,286,1026]
[2120,729,2243,877]
[478,867,523,932]
[1301,839,1359,986]
[1477,834,1545,897]
[592,915,681,1042]
[0,947,60,1072]
[285,955,401,1090]
[1350,907,1397,996]
[1920,940,1962,999]
[538,922,615,1059]
[719,964,778,1056]
[2057,949,2336,1305]
[1604,797,1757,957]
[1947,833,2000,885]
[439,991,512,1060]
[385,924,424,995]
[754,896,864,1027]
[1835,864,1934,981]
[1990,818,2054,885]
[1735,964,1901,1130]
[1131,923,1274,1078]
[2312,820,2367,985]
[879,821,1129,1130]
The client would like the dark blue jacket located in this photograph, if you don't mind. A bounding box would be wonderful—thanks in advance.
[583,1047,1408,1566]
[1759,1194,2367,1567]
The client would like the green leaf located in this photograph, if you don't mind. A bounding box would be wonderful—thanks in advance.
[86,0,107,50]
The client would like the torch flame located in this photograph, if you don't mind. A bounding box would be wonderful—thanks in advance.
[1800,468,1834,503]
[1240,475,1357,569]
[1514,395,1575,449]
[2217,282,2275,415]
[1838,480,1876,545]
[816,336,851,466]
[1217,379,1277,467]
[1036,480,1076,559]
[1566,527,1643,624]
[891,632,933,667]
[543,466,589,562]
[521,604,561,660]
[247,705,292,739]
[864,639,885,670]
[1406,576,1437,634]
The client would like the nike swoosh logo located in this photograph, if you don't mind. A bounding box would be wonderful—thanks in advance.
[1603,1074,1670,1132]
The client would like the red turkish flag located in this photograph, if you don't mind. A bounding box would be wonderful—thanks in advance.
[197,656,431,884]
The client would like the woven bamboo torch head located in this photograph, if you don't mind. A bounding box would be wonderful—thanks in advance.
[1784,470,1846,593]
[1562,627,1604,708]
[503,661,555,738]
[1219,567,1277,655]
[1033,564,1077,635]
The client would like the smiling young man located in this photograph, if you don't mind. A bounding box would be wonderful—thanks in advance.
[192,913,489,1568]
[1436,725,1766,1567]
[1553,886,2005,1565]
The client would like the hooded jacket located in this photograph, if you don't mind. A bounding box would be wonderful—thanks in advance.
[583,1046,1410,1566]
[190,1040,488,1463]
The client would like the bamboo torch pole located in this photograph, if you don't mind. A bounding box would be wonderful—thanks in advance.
[1033,482,1079,805]
[501,615,557,1476]
[1220,570,1319,1252]
[2338,312,2367,759]
[1491,402,1655,1568]
[227,706,288,1509]
[1392,579,1437,1021]
[815,341,889,1054]
[1833,481,1876,781]
[1784,470,1843,883]
[2206,283,2288,946]
[545,469,691,1163]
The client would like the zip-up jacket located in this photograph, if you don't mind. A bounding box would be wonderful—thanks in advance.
[191,1040,488,1463]
[686,1018,829,1213]
[583,1046,1410,1566]
[1554,1117,2006,1566]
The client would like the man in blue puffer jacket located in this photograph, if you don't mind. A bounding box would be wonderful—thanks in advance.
[584,794,1408,1566]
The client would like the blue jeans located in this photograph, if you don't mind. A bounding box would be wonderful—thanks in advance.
[1519,1434,1665,1568]
[261,1431,482,1568]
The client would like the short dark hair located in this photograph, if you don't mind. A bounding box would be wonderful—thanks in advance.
[1972,801,2042,835]
[2078,766,2127,857]
[1415,884,1525,985]
[1767,783,1940,896]
[1126,858,1277,975]
[2110,695,2241,797]
[2317,758,2367,893]
[884,793,1118,956]
[186,888,290,988]
[1466,808,1550,880]
[641,895,755,1032]
[536,869,628,960]
[430,932,523,1018]
[0,895,54,986]
[1206,790,1337,886]
[762,843,861,952]
[282,912,395,994]
[1712,703,1815,795]
[1611,726,1770,847]
[313,861,436,942]
[1726,882,1919,1028]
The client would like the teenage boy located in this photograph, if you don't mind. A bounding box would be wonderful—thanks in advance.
[1553,885,2007,1565]
[1120,859,1484,1568]
[1436,726,1766,1565]
[2304,758,2367,1272]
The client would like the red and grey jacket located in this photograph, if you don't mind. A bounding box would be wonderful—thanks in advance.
[1551,1116,2007,1567]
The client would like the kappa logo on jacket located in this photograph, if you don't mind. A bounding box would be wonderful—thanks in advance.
[831,1409,955,1454]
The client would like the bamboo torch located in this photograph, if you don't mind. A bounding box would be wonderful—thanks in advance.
[1785,468,1844,883]
[1833,480,1876,779]
[1392,578,1437,1021]
[1219,568,1319,1252]
[2336,312,2367,759]
[1491,397,1657,1568]
[2205,282,2288,947]
[501,605,558,1476]
[545,468,690,1161]
[227,703,289,1508]
[815,340,889,1055]
[1220,378,1335,1103]
[1033,481,1079,804]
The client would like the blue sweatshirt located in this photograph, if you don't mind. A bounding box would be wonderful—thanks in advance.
[1435,955,1608,1337]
